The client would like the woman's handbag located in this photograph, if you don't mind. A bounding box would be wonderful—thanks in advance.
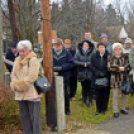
[28,61,51,95]
[121,73,132,95]
[34,76,51,95]
[95,77,109,88]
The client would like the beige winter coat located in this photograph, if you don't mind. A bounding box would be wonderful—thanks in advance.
[10,51,42,100]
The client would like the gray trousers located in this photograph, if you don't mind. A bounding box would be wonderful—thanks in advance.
[113,88,127,113]
[19,101,41,134]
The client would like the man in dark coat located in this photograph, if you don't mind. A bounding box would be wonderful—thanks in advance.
[53,38,74,115]
[5,43,19,72]
[64,39,77,101]
[75,39,94,107]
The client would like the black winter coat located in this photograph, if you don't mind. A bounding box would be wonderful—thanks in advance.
[91,50,110,88]
[5,51,19,72]
[68,48,77,77]
[74,39,94,82]
[53,48,74,86]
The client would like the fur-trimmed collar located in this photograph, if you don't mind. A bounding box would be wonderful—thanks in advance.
[15,51,36,70]
[110,53,129,60]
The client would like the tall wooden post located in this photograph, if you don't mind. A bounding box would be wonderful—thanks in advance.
[0,0,4,81]
[41,0,57,127]
[8,0,18,42]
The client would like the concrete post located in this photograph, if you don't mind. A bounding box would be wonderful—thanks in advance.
[54,76,66,133]
[4,72,11,85]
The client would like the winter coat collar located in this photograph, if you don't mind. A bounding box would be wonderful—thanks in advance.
[53,47,66,55]
[95,50,109,58]
[77,39,94,55]
[15,51,36,70]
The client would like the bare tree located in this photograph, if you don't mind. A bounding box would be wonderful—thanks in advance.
[2,0,41,45]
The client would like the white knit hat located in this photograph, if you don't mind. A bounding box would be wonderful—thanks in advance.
[112,43,123,51]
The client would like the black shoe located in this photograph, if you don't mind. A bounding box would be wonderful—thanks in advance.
[65,110,71,116]
[89,102,92,107]
[103,110,106,115]
[121,110,128,115]
[51,126,57,131]
[95,111,100,115]
[114,112,119,118]
[79,98,83,101]
[82,102,86,107]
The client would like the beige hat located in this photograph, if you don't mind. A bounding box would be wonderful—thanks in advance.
[125,38,132,44]
[57,38,63,44]
[112,43,123,51]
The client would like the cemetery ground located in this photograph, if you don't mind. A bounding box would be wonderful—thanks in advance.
[0,82,134,134]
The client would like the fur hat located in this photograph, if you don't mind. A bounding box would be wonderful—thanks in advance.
[64,39,71,44]
[100,33,108,39]
[125,38,132,44]
[112,43,123,51]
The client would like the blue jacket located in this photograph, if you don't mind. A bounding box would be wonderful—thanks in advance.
[53,48,74,86]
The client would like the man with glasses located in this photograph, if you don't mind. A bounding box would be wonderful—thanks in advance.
[64,39,77,101]
[53,38,74,115]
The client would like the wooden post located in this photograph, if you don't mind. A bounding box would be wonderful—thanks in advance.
[0,0,4,81]
[41,0,57,128]
[8,0,18,42]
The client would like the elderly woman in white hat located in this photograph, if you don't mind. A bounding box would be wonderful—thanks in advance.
[108,43,131,118]
[10,40,42,134]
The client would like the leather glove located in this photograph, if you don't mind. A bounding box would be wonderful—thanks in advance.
[99,72,106,77]
[53,66,63,72]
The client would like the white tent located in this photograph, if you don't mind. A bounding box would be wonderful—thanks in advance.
[119,27,128,38]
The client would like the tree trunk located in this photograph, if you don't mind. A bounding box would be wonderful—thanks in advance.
[41,0,57,127]
[8,0,18,42]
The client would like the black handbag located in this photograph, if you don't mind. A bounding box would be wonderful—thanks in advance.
[34,76,51,95]
[95,77,109,88]
[121,73,132,95]
[28,61,51,95]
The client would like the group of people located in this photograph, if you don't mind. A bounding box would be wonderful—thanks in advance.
[5,32,134,134]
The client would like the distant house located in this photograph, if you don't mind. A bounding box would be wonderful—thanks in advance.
[105,24,131,43]
[119,27,128,39]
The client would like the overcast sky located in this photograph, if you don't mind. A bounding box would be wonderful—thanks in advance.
[50,0,113,5]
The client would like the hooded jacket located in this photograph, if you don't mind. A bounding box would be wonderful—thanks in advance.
[74,39,94,82]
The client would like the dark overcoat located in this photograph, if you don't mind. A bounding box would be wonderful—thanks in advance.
[53,48,74,86]
[91,50,110,88]
[5,51,19,72]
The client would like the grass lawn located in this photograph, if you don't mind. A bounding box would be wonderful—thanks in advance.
[0,81,134,133]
